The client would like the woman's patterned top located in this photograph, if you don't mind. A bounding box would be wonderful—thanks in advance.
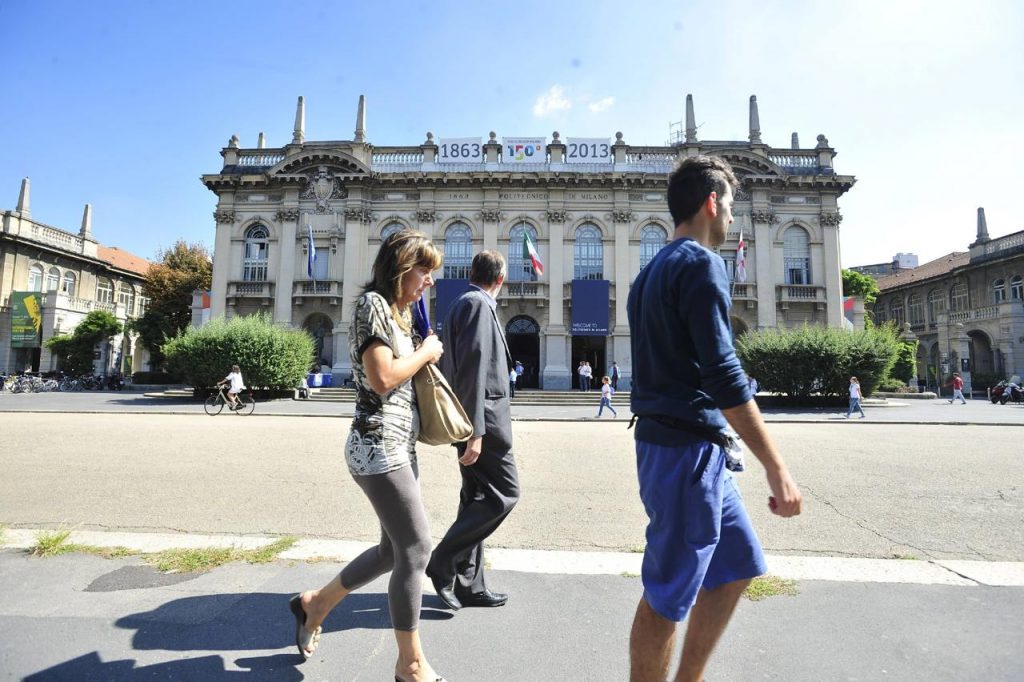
[345,292,420,476]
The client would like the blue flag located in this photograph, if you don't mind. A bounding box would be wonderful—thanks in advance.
[307,222,317,280]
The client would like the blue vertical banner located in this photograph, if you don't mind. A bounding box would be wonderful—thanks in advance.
[433,279,472,333]
[571,280,610,336]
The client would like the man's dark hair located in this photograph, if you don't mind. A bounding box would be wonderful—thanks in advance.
[666,155,739,226]
[470,250,507,285]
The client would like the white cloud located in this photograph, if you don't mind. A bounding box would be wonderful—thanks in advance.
[532,85,572,117]
[588,96,615,113]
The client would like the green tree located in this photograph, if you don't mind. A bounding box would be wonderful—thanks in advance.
[889,338,919,384]
[132,241,212,369]
[841,269,880,305]
[46,310,123,375]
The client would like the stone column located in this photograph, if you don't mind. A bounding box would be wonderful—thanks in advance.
[338,207,365,379]
[274,213,298,325]
[612,206,632,390]
[543,212,570,389]
[822,222,843,327]
[955,323,972,395]
[752,214,776,328]
[210,209,234,320]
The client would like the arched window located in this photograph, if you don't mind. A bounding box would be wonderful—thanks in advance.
[443,223,473,279]
[873,302,888,324]
[908,293,924,325]
[640,224,668,270]
[890,301,904,327]
[508,223,539,281]
[993,278,1007,304]
[950,282,968,312]
[46,267,60,291]
[927,288,945,322]
[783,227,810,285]
[380,222,404,241]
[28,264,44,292]
[574,224,604,280]
[137,296,148,316]
[1011,275,1023,301]
[62,271,77,297]
[243,224,269,282]
[96,277,113,304]
[118,283,136,316]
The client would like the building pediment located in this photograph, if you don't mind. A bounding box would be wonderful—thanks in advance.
[709,149,783,176]
[271,150,370,178]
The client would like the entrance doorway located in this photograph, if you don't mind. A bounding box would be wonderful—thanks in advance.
[571,335,606,391]
[506,316,540,388]
[302,313,335,369]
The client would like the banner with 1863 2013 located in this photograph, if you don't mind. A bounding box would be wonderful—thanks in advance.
[11,292,43,348]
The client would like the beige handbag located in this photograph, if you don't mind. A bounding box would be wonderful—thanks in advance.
[413,363,474,445]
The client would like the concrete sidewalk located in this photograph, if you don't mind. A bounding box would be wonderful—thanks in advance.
[1,547,1022,681]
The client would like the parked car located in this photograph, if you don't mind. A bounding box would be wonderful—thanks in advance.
[991,380,1023,404]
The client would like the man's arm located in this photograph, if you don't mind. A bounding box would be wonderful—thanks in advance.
[445,295,492,464]
[721,400,802,518]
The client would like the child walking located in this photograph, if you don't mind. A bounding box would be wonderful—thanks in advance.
[846,376,866,418]
[595,375,618,418]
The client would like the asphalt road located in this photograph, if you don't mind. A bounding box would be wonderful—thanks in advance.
[2,412,1021,561]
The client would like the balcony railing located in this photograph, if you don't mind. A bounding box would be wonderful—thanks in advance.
[731,283,758,300]
[292,280,342,304]
[502,282,549,306]
[227,281,274,305]
[776,284,826,304]
[236,151,285,167]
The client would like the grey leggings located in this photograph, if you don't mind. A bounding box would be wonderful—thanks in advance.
[340,461,431,631]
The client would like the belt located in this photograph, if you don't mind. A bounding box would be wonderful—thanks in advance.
[628,414,733,449]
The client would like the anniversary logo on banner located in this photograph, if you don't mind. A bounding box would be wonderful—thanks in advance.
[437,138,483,163]
[502,137,545,163]
[11,292,43,348]
[570,280,610,336]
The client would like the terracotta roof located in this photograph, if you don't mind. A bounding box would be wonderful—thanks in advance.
[876,251,969,290]
[97,245,152,277]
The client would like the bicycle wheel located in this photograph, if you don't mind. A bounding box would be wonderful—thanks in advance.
[234,394,255,415]
[204,395,224,415]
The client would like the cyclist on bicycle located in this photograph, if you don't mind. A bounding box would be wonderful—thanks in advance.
[217,364,246,410]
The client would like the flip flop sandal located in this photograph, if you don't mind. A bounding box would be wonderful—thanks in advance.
[289,594,322,659]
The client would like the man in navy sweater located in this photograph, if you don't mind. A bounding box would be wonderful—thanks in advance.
[627,156,803,681]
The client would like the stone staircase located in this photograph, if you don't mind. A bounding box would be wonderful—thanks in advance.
[309,388,628,406]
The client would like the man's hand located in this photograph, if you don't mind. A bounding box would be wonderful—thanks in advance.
[459,436,483,466]
[765,467,802,517]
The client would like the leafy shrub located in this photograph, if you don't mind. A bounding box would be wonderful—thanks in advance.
[889,339,918,383]
[163,313,314,390]
[131,371,183,385]
[876,376,910,392]
[45,311,123,375]
[736,324,899,399]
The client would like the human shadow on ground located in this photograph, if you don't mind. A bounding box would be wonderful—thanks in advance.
[24,651,305,681]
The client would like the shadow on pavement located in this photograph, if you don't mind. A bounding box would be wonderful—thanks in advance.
[23,651,305,681]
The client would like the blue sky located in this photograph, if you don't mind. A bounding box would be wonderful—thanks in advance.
[2,0,1021,268]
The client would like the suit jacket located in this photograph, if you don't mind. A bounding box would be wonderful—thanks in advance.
[439,286,513,452]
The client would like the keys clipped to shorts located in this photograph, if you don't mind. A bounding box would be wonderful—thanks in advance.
[723,431,745,473]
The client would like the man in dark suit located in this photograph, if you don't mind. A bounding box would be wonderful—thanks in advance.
[428,250,520,610]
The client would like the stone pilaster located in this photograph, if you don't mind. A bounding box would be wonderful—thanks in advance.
[274,212,298,325]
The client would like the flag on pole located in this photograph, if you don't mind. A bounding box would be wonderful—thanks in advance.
[523,231,544,277]
[735,228,747,283]
[307,222,317,281]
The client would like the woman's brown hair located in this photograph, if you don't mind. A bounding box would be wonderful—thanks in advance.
[361,230,443,330]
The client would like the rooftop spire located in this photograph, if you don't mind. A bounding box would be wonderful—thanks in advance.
[791,132,800,149]
[16,177,30,217]
[79,203,93,240]
[748,95,762,144]
[257,132,266,149]
[685,94,697,142]
[975,207,990,244]
[354,95,366,143]
[292,96,305,145]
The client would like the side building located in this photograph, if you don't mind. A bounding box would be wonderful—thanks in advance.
[873,208,1024,392]
[0,179,152,375]
[202,95,856,389]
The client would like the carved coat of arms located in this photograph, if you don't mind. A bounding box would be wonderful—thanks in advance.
[302,166,347,213]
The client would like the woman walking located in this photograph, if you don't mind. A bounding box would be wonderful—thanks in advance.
[846,376,866,419]
[595,375,618,418]
[290,230,447,682]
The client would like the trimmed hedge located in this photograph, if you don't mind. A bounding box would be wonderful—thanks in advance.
[131,371,184,385]
[736,324,899,399]
[163,313,315,390]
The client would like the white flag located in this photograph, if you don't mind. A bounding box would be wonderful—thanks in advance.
[736,229,747,283]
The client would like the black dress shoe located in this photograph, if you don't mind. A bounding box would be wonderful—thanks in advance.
[454,589,508,608]
[426,569,461,610]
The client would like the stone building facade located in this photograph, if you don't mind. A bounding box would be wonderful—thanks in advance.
[202,95,855,389]
[873,208,1024,392]
[0,179,151,375]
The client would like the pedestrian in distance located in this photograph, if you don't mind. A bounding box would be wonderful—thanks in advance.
[846,376,866,418]
[595,375,618,418]
[289,230,449,682]
[508,366,517,399]
[747,374,759,395]
[627,155,802,682]
[948,372,967,404]
[610,361,620,391]
[216,365,245,410]
[428,250,520,612]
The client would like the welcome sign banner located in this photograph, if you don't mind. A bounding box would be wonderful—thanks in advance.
[502,137,546,163]
[11,292,42,348]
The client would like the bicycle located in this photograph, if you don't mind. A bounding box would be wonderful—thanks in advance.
[204,386,255,415]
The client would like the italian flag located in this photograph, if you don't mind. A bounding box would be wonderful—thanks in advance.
[523,232,544,276]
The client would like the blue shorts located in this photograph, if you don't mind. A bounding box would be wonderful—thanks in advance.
[636,439,767,622]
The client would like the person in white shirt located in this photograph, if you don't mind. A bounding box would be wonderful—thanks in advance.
[595,375,618,418]
[509,367,517,399]
[846,376,865,418]
[217,364,246,410]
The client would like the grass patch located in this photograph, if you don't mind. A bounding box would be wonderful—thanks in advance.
[31,529,73,557]
[147,536,297,574]
[620,571,640,578]
[893,553,918,560]
[743,575,798,601]
[628,545,645,553]
[0,524,6,547]
[68,545,138,560]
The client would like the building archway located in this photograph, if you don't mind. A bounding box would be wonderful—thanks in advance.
[967,330,994,376]
[303,313,335,369]
[506,316,540,388]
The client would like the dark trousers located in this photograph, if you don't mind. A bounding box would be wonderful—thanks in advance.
[611,375,618,390]
[429,444,520,594]
[509,381,515,398]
